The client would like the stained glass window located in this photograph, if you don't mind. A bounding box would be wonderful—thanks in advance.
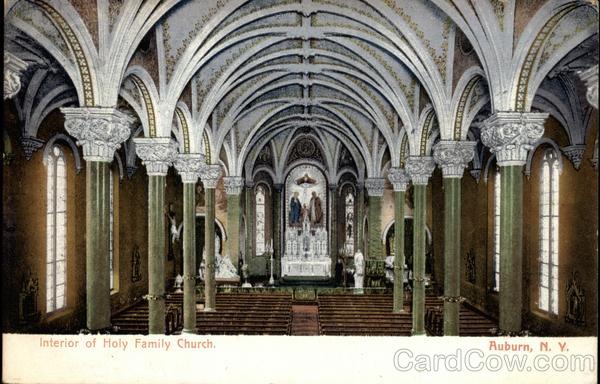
[255,186,266,255]
[539,149,559,314]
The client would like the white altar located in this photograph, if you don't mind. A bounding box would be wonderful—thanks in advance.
[282,215,331,277]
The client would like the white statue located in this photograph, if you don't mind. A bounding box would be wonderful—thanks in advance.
[385,255,394,283]
[354,250,364,290]
[169,213,183,243]
[216,253,239,279]
[198,259,205,281]
[174,274,183,293]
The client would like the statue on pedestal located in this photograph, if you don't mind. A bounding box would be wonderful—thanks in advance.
[354,250,364,290]
[174,274,183,293]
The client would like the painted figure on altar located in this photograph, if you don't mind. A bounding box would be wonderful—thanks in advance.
[289,191,301,225]
[309,191,323,225]
[354,250,364,289]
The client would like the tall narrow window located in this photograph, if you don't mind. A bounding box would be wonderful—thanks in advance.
[255,186,266,255]
[46,145,67,312]
[539,149,559,314]
[109,169,115,291]
[492,168,501,292]
[345,192,354,255]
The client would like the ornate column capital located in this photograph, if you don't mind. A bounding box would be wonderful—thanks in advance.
[405,156,435,185]
[561,145,586,170]
[387,167,410,192]
[481,112,548,167]
[223,176,245,195]
[133,137,178,176]
[245,180,255,189]
[433,140,476,178]
[174,153,206,183]
[365,178,385,197]
[20,136,45,160]
[62,107,134,162]
[4,52,28,100]
[200,164,221,189]
[274,183,284,192]
[579,64,598,109]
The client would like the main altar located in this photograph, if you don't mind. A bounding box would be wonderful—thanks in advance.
[282,164,331,279]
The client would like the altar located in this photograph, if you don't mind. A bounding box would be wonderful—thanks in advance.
[282,164,331,279]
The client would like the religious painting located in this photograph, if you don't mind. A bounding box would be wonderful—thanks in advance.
[216,169,227,211]
[285,164,326,228]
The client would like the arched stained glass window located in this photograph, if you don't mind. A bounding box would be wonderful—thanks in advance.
[539,149,559,314]
[46,145,67,312]
[345,191,354,255]
[492,168,500,292]
[255,186,266,255]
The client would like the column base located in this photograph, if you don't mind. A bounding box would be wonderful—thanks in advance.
[393,309,408,314]
[203,307,216,312]
[411,330,427,336]
[181,328,199,334]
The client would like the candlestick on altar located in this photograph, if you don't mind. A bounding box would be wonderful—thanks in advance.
[268,239,275,285]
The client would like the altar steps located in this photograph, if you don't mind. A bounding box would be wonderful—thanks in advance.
[195,293,293,335]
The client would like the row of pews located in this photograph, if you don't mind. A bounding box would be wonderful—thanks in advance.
[110,291,497,336]
[196,292,292,335]
[425,303,498,336]
[111,293,184,335]
[317,294,413,336]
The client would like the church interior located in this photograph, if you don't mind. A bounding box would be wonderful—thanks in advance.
[2,0,598,337]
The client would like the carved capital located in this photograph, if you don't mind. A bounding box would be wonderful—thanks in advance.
[61,107,134,162]
[4,52,28,100]
[433,140,476,178]
[200,164,221,189]
[561,145,586,170]
[174,153,205,183]
[133,137,178,176]
[481,112,548,166]
[387,168,410,192]
[223,176,245,195]
[364,178,385,197]
[405,156,435,185]
[20,136,45,160]
[579,64,598,109]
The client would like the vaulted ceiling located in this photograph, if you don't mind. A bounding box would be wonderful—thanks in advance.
[5,0,598,181]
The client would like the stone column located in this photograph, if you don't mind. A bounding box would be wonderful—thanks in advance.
[273,183,283,278]
[134,137,178,334]
[481,112,547,334]
[433,141,476,336]
[62,107,133,331]
[365,178,385,261]
[387,168,410,313]
[224,176,244,270]
[579,64,598,109]
[200,165,221,312]
[405,156,435,336]
[328,184,337,274]
[174,154,205,334]
[356,183,365,251]
[4,52,28,100]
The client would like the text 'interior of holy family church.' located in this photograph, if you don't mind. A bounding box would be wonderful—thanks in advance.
[3,0,598,337]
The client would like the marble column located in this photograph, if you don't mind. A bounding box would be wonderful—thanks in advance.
[134,137,178,334]
[328,184,337,274]
[61,107,133,331]
[200,165,221,312]
[273,183,283,278]
[224,177,244,270]
[356,183,365,252]
[405,156,435,336]
[365,178,385,261]
[433,141,476,336]
[579,64,598,109]
[388,168,410,313]
[174,153,205,334]
[4,52,28,100]
[481,112,547,334]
